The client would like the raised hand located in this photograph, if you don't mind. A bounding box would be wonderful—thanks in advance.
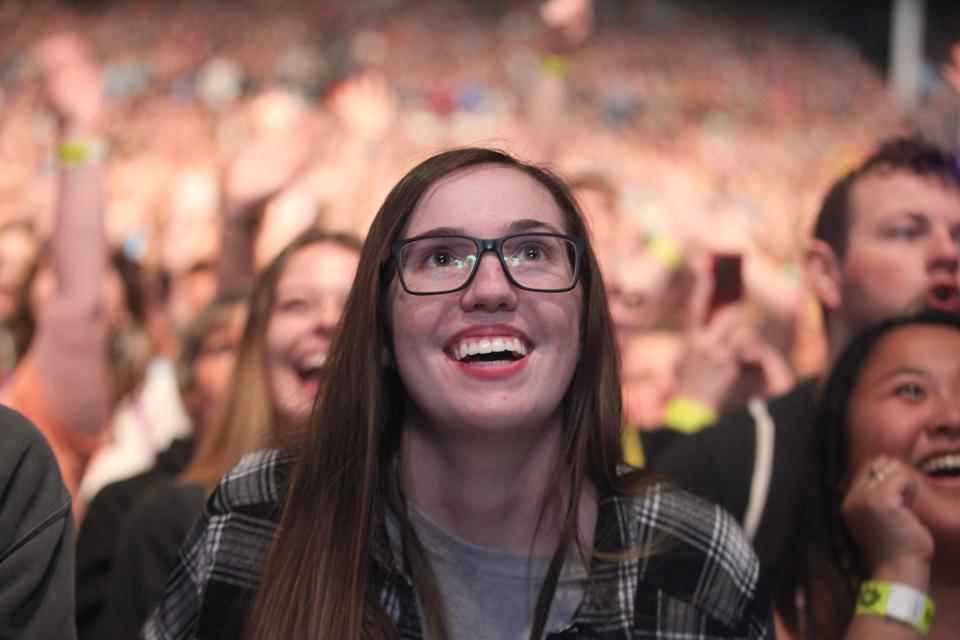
[540,0,593,46]
[326,71,396,141]
[35,32,103,131]
[842,456,933,589]
[224,91,314,211]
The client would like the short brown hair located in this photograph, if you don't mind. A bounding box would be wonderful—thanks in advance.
[813,136,960,258]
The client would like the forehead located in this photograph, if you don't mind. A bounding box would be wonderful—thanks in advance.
[277,242,359,290]
[848,169,960,231]
[403,164,567,238]
[858,324,960,382]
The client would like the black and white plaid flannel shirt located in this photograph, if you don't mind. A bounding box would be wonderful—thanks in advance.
[144,450,773,639]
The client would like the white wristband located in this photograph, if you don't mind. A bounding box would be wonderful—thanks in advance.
[856,580,935,635]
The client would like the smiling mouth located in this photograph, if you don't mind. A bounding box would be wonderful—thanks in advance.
[296,353,327,381]
[919,453,960,478]
[449,336,529,365]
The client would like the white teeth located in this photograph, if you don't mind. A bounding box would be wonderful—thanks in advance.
[451,336,530,361]
[303,353,326,370]
[919,453,960,474]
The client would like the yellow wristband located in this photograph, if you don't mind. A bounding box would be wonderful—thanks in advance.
[647,235,683,270]
[56,138,107,168]
[856,580,935,636]
[540,54,570,77]
[662,396,717,434]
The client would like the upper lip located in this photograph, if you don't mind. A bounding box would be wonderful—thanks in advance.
[444,324,533,352]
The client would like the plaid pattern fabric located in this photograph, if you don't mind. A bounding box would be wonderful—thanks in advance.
[143,450,773,639]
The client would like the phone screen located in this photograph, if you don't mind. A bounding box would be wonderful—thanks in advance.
[707,253,743,321]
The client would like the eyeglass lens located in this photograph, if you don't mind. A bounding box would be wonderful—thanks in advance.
[398,234,577,293]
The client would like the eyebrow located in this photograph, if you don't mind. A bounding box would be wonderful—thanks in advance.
[413,218,565,237]
[871,366,931,384]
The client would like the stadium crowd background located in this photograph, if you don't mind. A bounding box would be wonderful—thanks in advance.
[2,0,960,475]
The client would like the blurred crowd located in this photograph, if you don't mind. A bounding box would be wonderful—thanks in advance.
[0,0,925,437]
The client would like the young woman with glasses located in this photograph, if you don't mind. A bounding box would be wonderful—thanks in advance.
[146,148,772,639]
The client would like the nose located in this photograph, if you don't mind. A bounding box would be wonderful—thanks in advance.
[460,252,518,312]
[312,295,346,335]
[928,391,960,438]
[928,226,960,274]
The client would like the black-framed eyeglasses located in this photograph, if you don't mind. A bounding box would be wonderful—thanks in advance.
[391,232,585,295]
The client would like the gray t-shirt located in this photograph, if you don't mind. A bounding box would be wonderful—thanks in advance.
[387,505,588,640]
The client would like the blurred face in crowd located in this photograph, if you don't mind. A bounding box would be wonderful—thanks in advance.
[167,265,219,335]
[183,302,248,434]
[621,330,682,429]
[829,171,960,337]
[846,323,960,542]
[265,241,359,429]
[389,164,582,436]
[0,226,38,323]
[575,184,617,272]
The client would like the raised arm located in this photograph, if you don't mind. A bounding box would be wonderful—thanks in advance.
[218,91,313,295]
[32,32,109,437]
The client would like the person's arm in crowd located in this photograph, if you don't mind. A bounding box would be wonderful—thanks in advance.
[33,33,109,436]
[526,0,593,162]
[324,70,397,232]
[217,93,313,295]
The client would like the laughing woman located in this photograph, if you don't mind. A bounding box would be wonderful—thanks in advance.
[145,148,772,639]
[785,312,960,639]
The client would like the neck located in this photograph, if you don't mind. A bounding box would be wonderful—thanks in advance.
[825,319,852,371]
[398,412,596,555]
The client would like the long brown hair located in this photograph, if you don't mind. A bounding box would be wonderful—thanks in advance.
[181,228,362,490]
[248,148,639,639]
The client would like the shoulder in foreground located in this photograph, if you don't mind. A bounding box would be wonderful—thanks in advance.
[208,449,294,513]
[611,481,771,635]
[0,405,51,455]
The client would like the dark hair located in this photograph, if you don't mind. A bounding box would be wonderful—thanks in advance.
[813,136,960,258]
[796,310,960,637]
[248,148,632,639]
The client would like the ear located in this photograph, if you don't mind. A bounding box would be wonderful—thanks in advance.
[802,239,843,311]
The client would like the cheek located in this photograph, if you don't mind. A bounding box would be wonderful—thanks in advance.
[390,298,441,359]
[30,270,56,315]
[843,250,921,300]
[847,404,919,469]
[264,318,289,367]
[194,355,235,400]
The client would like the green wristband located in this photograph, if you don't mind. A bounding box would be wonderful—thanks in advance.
[856,580,935,636]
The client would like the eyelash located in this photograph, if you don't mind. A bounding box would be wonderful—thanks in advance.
[893,383,926,400]
[888,227,921,240]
